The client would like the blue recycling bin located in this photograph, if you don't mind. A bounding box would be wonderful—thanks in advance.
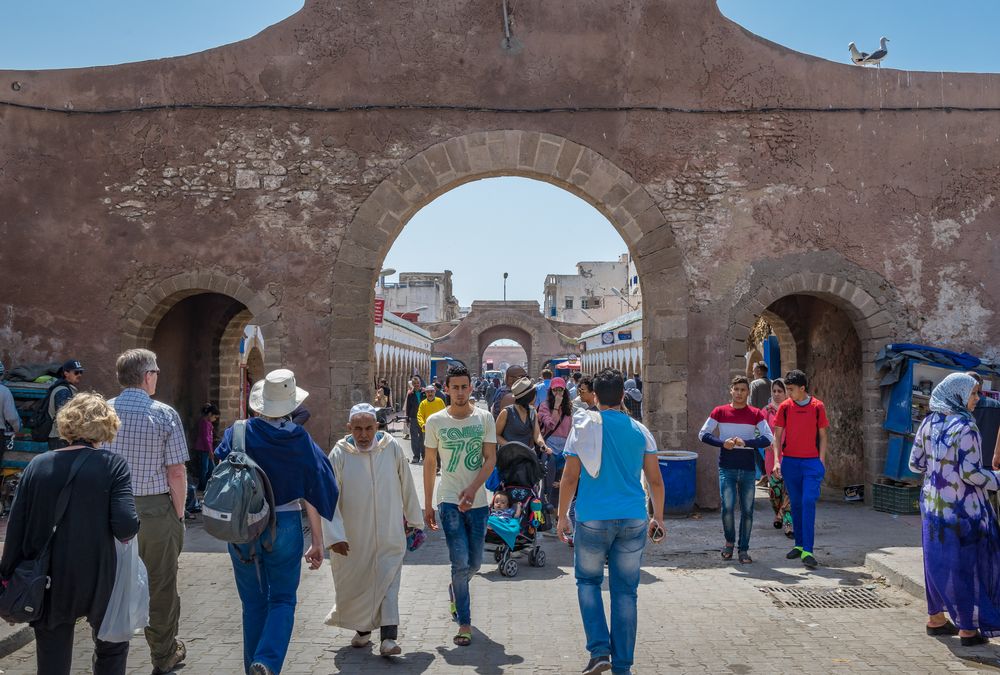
[658,450,698,517]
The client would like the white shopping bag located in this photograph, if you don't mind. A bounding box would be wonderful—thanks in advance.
[97,539,150,643]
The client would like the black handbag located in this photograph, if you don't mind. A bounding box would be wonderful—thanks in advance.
[0,449,92,624]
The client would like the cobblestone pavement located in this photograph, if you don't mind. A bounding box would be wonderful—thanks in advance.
[3,433,999,674]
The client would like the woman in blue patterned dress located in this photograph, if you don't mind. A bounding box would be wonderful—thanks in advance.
[909,372,1000,646]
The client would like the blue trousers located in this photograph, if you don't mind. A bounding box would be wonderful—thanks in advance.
[782,457,825,555]
[439,503,488,626]
[719,467,756,552]
[574,518,647,675]
[229,511,304,674]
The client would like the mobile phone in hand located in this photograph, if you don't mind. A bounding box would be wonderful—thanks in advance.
[648,522,665,543]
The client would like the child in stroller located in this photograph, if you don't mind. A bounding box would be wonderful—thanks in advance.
[485,441,548,577]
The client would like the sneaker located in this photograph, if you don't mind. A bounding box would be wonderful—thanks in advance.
[785,546,803,560]
[351,631,372,648]
[249,664,274,675]
[380,639,402,657]
[582,655,612,674]
[802,553,818,569]
[151,640,186,674]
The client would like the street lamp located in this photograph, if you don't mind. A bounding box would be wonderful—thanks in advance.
[503,272,509,302]
[378,268,397,290]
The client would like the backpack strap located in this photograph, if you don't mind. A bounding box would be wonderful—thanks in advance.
[233,419,247,453]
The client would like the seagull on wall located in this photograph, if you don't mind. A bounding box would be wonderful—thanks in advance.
[849,37,890,67]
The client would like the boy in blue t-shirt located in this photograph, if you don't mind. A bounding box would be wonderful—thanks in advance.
[556,368,665,675]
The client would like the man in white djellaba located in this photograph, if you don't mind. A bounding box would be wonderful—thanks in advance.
[323,403,425,657]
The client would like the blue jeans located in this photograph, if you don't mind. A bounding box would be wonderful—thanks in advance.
[719,467,756,552]
[439,503,488,626]
[229,511,304,674]
[782,457,825,555]
[574,518,648,675]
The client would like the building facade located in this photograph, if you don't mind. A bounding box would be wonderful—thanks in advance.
[381,271,461,323]
[544,255,635,324]
[374,311,432,406]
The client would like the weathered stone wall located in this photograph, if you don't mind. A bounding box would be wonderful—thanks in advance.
[2,0,999,506]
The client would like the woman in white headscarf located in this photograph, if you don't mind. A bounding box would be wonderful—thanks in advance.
[910,372,1000,646]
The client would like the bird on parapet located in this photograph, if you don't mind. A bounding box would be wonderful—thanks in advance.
[850,37,889,67]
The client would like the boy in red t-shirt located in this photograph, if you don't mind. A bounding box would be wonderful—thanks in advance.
[772,369,829,569]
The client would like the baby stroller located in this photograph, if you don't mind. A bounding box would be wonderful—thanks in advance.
[485,442,548,577]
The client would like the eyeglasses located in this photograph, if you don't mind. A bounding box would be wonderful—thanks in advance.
[71,370,83,376]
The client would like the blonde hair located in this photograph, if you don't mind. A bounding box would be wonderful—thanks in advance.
[56,392,120,445]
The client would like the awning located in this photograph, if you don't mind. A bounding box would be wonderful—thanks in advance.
[555,360,581,370]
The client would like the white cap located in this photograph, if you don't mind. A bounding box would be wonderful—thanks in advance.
[349,403,378,421]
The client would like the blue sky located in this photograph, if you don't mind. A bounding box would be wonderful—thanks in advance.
[3,2,997,305]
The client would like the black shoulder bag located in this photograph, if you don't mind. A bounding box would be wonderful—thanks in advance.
[0,449,92,624]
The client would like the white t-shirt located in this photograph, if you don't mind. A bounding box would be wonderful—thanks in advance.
[424,406,497,509]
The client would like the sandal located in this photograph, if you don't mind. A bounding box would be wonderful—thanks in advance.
[453,631,472,647]
[721,544,734,560]
[738,551,752,564]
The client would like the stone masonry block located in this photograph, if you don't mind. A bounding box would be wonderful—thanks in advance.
[517,132,541,169]
[423,144,453,179]
[371,182,410,217]
[554,142,583,182]
[534,140,561,175]
[467,144,492,173]
[444,137,471,175]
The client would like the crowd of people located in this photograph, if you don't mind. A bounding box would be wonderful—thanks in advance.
[6,348,1000,674]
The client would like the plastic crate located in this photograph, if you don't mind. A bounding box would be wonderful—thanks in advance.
[872,482,921,515]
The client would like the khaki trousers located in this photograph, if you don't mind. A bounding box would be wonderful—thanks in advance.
[135,494,184,666]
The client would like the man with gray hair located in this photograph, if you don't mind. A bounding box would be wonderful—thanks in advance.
[323,403,424,657]
[106,348,189,674]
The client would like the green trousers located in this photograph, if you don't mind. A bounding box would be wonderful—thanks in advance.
[135,494,185,666]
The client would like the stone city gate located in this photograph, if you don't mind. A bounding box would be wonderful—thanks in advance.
[428,301,584,377]
[3,0,999,506]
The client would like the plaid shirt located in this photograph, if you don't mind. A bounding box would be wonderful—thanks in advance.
[106,388,189,496]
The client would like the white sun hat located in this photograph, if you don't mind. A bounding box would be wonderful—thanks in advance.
[249,369,309,418]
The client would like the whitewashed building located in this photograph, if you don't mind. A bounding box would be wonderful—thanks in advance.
[544,254,637,325]
[381,271,460,323]
[374,311,433,405]
[578,309,643,376]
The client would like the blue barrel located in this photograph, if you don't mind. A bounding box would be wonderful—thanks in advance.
[658,450,698,517]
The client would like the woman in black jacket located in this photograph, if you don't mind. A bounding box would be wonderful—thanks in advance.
[0,392,139,675]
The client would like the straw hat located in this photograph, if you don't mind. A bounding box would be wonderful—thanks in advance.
[510,376,535,398]
[249,369,309,418]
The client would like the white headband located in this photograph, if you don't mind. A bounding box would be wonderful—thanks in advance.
[349,403,378,422]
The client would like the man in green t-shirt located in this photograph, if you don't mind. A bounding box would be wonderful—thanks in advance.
[423,365,497,648]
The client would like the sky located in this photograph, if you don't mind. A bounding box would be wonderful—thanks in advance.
[3,2,998,305]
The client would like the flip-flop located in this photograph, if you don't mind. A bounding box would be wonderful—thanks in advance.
[721,544,734,560]
[738,551,752,564]
[453,632,472,647]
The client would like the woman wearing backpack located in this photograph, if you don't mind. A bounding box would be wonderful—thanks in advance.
[214,369,339,675]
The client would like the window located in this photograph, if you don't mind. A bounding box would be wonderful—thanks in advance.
[581,298,589,309]
[564,297,574,309]
[591,298,601,308]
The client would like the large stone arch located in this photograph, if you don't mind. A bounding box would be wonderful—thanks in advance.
[727,254,904,493]
[476,324,535,374]
[331,130,689,447]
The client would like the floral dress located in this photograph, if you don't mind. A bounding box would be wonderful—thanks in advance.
[910,412,1000,635]
[764,403,793,535]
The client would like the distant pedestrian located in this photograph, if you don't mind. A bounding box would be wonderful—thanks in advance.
[699,376,773,564]
[422,365,497,648]
[47,359,84,450]
[569,371,582,400]
[534,369,554,408]
[622,378,642,422]
[404,376,425,463]
[375,378,392,410]
[556,368,665,675]
[632,372,642,392]
[0,393,139,675]
[106,349,190,674]
[492,365,526,417]
[539,377,573,509]
[323,403,424,657]
[772,369,829,570]
[910,373,1000,645]
[572,375,598,413]
[192,403,219,491]
[763,379,793,538]
[749,362,771,410]
[215,369,338,675]
[0,361,21,438]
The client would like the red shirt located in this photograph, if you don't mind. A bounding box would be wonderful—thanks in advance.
[773,397,829,458]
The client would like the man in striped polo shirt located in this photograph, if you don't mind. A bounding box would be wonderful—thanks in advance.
[699,375,774,564]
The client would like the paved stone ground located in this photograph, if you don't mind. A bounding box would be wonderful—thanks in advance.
[3,432,1000,674]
